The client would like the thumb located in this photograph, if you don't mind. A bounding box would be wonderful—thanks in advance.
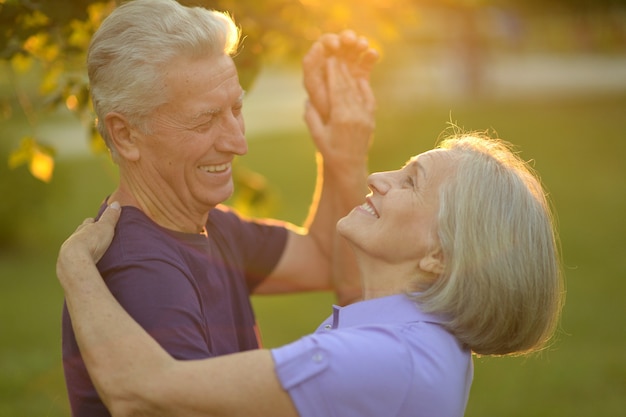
[100,201,122,226]
[90,202,122,263]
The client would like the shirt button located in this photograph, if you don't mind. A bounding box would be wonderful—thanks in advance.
[312,353,324,363]
[324,324,332,329]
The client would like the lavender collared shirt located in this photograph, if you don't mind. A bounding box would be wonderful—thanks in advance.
[271,294,473,417]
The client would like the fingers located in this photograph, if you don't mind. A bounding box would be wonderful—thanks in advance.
[325,57,369,113]
[303,30,378,127]
[358,77,377,114]
[338,30,367,63]
[317,33,341,53]
[302,41,330,121]
[358,48,380,79]
[315,30,379,79]
[61,203,121,262]
[99,201,122,226]
[325,57,357,109]
[77,203,120,228]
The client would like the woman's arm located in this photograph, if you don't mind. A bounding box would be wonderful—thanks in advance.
[255,33,377,305]
[57,204,298,417]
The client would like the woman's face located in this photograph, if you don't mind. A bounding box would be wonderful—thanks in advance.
[338,149,457,266]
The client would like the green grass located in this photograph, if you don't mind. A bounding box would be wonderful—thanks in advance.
[1,92,625,416]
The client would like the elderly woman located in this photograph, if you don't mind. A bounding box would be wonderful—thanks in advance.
[57,134,563,417]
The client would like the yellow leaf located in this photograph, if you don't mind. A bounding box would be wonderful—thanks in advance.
[40,65,62,94]
[66,94,79,111]
[22,33,48,55]
[10,53,33,73]
[21,10,50,28]
[22,32,59,62]
[88,1,116,30]
[8,137,35,169]
[29,149,54,183]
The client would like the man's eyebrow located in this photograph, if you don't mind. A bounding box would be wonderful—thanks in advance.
[190,91,246,122]
[190,108,220,123]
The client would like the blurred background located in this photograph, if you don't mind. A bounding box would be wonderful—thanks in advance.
[1,0,625,416]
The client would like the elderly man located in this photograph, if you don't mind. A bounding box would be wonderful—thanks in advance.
[61,0,378,416]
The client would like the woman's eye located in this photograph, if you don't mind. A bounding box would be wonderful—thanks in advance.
[405,176,415,188]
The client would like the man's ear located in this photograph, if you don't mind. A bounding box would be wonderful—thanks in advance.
[419,247,445,275]
[104,112,141,161]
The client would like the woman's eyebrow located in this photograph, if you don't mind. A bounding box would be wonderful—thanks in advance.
[406,157,426,181]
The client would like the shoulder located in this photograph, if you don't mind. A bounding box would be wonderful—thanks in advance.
[109,206,181,259]
[207,204,288,251]
[272,325,417,397]
[272,323,471,417]
[207,205,287,233]
[98,207,198,279]
[276,322,463,376]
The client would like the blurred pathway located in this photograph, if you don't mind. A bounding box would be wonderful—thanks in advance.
[52,53,626,156]
[243,52,626,134]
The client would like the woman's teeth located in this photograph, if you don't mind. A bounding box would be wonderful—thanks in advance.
[360,202,379,218]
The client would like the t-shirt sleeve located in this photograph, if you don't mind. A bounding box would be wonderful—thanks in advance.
[105,259,212,359]
[209,206,288,291]
[271,327,414,417]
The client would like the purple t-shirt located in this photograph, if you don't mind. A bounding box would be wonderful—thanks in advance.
[62,203,287,417]
[271,294,473,417]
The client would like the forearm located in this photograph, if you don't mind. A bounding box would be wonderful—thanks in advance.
[304,151,368,305]
[59,255,298,417]
[58,252,171,416]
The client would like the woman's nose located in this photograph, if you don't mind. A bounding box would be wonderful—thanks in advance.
[367,171,392,195]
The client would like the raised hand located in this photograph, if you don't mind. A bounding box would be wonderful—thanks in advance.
[303,30,379,122]
[304,56,376,171]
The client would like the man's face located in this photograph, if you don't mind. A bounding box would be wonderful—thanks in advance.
[133,54,247,216]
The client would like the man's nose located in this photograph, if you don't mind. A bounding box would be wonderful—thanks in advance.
[217,114,247,155]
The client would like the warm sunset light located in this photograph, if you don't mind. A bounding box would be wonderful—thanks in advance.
[300,0,395,5]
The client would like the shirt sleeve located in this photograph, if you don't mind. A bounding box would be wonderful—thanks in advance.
[105,259,212,359]
[271,326,415,417]
[208,206,288,291]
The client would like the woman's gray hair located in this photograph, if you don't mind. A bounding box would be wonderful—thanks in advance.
[415,134,563,356]
[87,0,240,160]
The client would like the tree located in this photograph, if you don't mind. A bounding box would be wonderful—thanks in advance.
[0,0,420,182]
[4,0,621,182]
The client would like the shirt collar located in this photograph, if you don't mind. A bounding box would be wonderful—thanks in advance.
[326,294,445,330]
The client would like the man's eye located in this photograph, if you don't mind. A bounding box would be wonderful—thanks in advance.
[194,120,213,132]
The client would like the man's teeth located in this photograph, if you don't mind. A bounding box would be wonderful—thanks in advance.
[200,163,230,173]
[360,202,379,218]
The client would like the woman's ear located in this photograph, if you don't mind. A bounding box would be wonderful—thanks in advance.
[104,112,141,161]
[419,247,445,275]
